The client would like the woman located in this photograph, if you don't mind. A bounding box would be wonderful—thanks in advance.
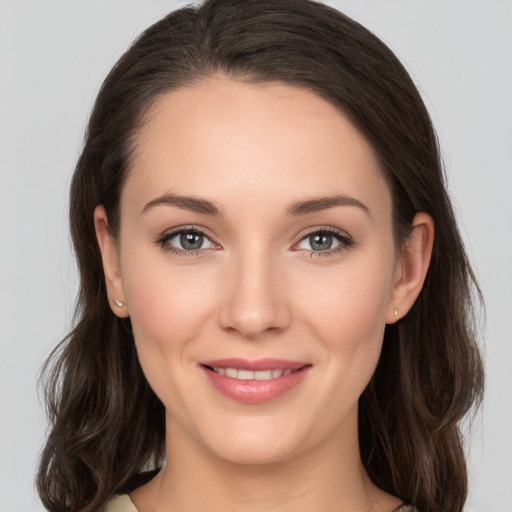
[37,1,484,511]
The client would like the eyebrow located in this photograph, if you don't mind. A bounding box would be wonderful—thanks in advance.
[142,193,221,215]
[141,192,370,218]
[286,195,371,217]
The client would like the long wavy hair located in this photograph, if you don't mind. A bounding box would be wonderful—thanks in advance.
[37,1,484,511]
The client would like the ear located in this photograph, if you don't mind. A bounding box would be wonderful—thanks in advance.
[94,205,129,318]
[387,212,434,323]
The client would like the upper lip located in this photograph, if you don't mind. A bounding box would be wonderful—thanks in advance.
[199,358,310,371]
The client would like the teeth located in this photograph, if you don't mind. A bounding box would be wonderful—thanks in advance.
[255,370,272,380]
[225,368,238,378]
[238,369,254,380]
[211,367,294,380]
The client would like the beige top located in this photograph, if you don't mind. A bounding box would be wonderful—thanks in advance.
[104,494,418,511]
[104,494,138,512]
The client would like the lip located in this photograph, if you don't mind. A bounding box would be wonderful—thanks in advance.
[200,358,309,371]
[199,358,312,404]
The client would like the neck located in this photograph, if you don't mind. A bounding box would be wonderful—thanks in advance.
[131,415,401,512]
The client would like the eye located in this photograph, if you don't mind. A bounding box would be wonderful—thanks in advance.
[295,228,352,255]
[156,227,218,255]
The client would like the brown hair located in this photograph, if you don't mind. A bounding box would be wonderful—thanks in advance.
[37,1,484,511]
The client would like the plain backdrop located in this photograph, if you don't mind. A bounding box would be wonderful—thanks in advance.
[0,1,511,511]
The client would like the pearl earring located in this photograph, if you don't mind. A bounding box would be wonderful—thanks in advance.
[394,307,399,321]
[114,298,125,307]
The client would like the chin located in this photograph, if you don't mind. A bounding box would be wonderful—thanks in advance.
[195,415,309,466]
[209,437,298,466]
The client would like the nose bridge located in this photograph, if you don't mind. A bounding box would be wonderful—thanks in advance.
[218,243,289,338]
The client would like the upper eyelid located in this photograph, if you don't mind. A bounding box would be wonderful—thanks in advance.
[159,225,351,237]
[297,225,352,241]
[160,225,213,239]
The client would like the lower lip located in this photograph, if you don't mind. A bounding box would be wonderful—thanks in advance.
[201,366,311,404]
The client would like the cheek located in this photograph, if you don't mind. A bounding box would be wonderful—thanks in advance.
[119,247,217,389]
[302,259,393,343]
[296,250,396,391]
[122,233,217,330]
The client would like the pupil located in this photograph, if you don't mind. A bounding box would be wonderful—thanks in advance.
[310,233,332,251]
[180,232,203,250]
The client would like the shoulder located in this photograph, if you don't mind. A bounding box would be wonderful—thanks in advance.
[103,494,139,512]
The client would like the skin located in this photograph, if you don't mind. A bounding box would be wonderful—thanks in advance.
[95,77,434,512]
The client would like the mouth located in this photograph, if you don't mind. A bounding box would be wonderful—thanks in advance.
[202,366,302,380]
[199,358,312,404]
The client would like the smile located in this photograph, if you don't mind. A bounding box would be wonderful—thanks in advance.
[207,367,294,380]
[200,359,311,404]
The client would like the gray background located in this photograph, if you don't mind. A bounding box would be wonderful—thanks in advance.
[1,1,511,511]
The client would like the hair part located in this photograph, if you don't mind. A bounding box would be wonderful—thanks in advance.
[37,1,484,511]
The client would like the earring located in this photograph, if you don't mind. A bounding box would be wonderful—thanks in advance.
[114,298,125,307]
[394,307,399,322]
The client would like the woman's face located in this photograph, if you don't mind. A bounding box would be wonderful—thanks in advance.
[99,78,406,464]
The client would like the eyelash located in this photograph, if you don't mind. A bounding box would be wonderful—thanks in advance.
[294,226,354,257]
[155,226,353,258]
[155,226,216,257]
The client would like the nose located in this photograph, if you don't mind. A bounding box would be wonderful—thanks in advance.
[217,249,291,339]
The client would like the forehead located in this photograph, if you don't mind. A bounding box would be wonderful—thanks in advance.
[124,77,391,217]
